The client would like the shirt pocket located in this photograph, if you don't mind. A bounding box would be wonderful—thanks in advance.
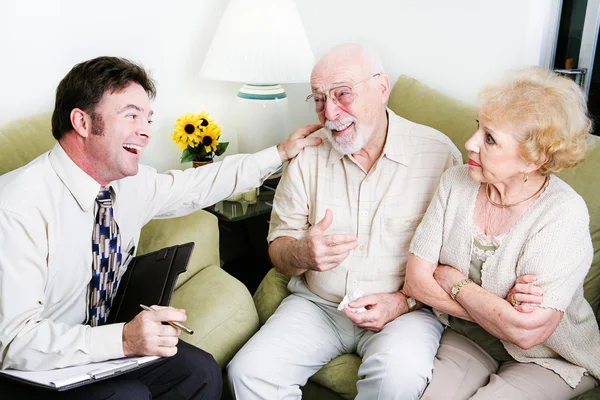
[384,213,425,233]
[380,213,425,256]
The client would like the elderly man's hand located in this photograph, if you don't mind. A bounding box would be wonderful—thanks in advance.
[300,209,358,272]
[342,292,406,332]
[277,124,323,162]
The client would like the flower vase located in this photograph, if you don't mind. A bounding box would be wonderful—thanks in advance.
[192,160,213,168]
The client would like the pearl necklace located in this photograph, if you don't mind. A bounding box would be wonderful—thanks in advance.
[485,176,550,208]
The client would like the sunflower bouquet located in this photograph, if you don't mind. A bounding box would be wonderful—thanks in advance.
[171,111,229,163]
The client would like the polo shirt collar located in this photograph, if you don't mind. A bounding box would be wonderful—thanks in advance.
[326,143,345,168]
[382,109,409,167]
[48,142,102,212]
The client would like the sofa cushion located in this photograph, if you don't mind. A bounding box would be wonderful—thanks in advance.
[571,387,600,400]
[310,354,360,400]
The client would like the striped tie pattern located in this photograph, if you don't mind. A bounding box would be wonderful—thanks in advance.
[89,188,122,326]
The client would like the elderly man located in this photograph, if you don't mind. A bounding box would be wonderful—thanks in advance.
[227,44,462,399]
[0,56,321,399]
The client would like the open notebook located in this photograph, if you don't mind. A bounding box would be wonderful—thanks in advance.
[0,356,161,391]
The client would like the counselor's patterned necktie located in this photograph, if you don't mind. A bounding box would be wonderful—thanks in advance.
[89,187,122,326]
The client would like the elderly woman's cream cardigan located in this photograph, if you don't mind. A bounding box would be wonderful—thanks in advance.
[410,165,600,388]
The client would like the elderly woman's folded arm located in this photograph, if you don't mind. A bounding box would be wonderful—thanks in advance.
[403,254,473,321]
[432,264,564,350]
[405,255,564,350]
[456,284,563,349]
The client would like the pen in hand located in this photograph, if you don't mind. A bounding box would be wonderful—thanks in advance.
[140,304,194,335]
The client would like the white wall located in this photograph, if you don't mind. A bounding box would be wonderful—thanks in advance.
[0,0,560,172]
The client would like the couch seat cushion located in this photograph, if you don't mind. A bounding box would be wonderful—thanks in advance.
[174,264,259,367]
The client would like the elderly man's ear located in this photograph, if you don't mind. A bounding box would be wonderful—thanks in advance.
[378,74,391,103]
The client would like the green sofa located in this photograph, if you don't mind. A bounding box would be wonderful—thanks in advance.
[253,75,600,399]
[0,114,260,370]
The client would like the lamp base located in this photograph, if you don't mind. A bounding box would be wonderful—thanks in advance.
[234,84,289,155]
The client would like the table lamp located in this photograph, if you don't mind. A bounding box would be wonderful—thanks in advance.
[199,0,314,155]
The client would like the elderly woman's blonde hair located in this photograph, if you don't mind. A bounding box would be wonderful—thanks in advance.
[478,67,591,175]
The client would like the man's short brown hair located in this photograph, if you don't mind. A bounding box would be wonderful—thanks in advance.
[51,57,156,140]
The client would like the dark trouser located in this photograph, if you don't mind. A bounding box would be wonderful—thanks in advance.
[0,341,222,400]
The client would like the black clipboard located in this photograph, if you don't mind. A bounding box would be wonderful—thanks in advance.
[107,242,195,324]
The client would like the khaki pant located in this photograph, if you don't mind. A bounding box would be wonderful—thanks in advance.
[228,277,444,400]
[422,329,598,400]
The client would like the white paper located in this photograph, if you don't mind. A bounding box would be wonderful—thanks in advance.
[1,355,159,388]
[337,289,367,313]
[117,239,136,282]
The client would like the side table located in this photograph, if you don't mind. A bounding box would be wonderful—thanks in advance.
[206,184,276,294]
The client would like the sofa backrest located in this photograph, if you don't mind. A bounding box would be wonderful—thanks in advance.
[388,75,600,321]
[0,113,55,175]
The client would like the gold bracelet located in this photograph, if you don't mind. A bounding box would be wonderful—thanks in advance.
[450,278,473,301]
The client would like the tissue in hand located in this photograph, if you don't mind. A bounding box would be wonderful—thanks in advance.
[337,289,367,313]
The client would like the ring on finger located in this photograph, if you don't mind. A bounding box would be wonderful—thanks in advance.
[510,294,520,307]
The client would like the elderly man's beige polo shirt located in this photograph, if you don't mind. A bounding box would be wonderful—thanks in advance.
[268,109,462,302]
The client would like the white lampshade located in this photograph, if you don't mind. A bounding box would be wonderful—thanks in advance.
[199,0,315,84]
[199,0,315,157]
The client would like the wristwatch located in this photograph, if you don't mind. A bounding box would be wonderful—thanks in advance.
[405,295,417,312]
[400,291,418,312]
[450,278,473,301]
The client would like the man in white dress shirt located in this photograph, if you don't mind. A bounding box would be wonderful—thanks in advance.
[0,56,321,399]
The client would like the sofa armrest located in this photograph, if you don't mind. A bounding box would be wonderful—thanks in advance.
[172,265,259,367]
[139,210,220,289]
[253,268,291,326]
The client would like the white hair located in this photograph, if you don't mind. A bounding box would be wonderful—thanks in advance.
[356,44,385,75]
[314,43,386,76]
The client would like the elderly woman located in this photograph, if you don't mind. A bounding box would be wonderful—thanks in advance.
[403,67,600,399]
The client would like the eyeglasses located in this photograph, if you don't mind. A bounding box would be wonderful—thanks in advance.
[305,73,381,113]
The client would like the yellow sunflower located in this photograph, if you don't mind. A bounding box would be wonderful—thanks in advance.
[196,111,213,132]
[172,113,201,150]
[199,124,221,152]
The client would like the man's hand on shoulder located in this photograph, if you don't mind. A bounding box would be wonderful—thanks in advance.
[122,305,185,357]
[277,123,323,162]
[342,292,406,332]
[300,209,358,272]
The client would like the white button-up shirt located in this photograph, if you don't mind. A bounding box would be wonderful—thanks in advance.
[268,110,462,302]
[0,142,281,371]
